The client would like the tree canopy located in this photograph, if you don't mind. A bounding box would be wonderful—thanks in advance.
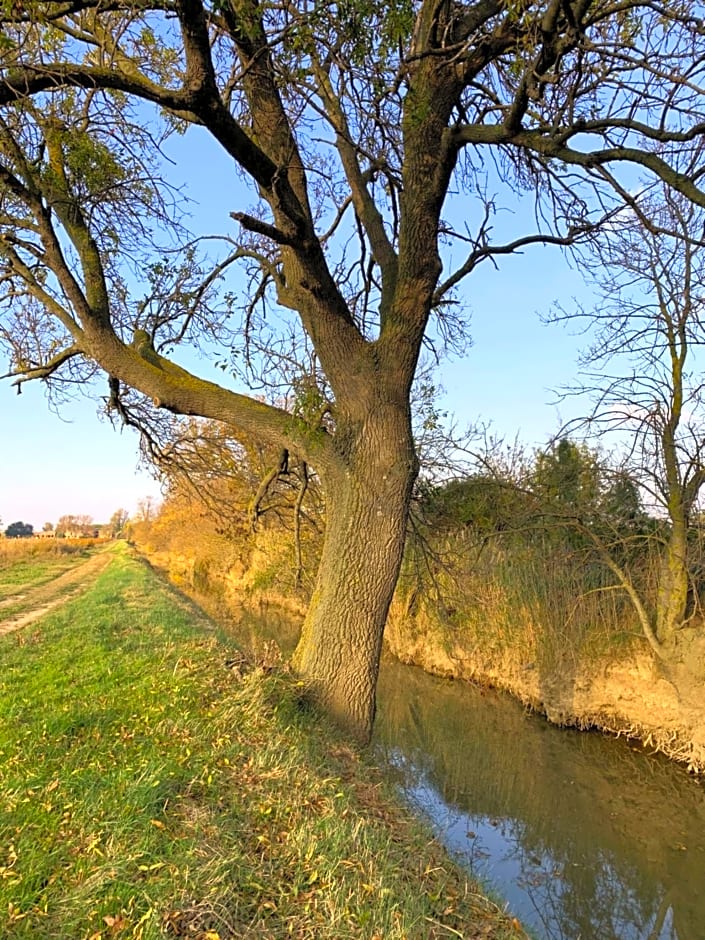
[5,520,33,538]
[1,0,705,739]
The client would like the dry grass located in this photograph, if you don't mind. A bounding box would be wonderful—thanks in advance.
[0,536,103,564]
[0,538,105,602]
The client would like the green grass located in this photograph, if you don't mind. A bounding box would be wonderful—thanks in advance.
[0,543,95,599]
[0,543,524,940]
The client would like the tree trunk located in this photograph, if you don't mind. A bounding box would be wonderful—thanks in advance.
[291,402,418,744]
[656,517,690,646]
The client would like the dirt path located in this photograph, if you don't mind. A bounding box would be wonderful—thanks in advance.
[0,550,114,637]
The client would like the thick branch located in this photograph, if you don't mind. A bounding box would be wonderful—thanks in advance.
[453,124,705,207]
[512,137,705,208]
[215,0,313,219]
[0,159,97,329]
[230,212,299,247]
[313,58,398,312]
[0,238,82,338]
[0,63,283,195]
[86,321,331,465]
[42,122,112,324]
[0,63,194,115]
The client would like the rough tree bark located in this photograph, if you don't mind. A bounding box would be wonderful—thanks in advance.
[292,398,418,742]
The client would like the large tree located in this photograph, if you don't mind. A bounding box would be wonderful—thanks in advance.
[1,0,705,740]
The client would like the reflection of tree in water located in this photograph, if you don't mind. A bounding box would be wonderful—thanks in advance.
[509,831,676,940]
[374,658,705,940]
[217,609,703,940]
[390,753,676,940]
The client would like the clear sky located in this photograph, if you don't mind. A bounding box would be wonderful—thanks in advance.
[0,247,591,531]
[0,120,597,533]
[0,381,160,530]
[438,243,591,438]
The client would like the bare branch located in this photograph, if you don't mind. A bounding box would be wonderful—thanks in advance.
[231,212,300,248]
[433,224,594,304]
[249,449,289,531]
[2,343,81,392]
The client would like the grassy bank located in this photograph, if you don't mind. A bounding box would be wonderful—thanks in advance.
[0,543,525,939]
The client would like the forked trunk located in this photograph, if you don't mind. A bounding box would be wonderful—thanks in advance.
[291,406,417,744]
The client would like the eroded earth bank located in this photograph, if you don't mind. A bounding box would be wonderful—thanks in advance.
[383,599,705,774]
[136,525,705,775]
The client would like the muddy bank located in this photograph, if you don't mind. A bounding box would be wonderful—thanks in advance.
[384,601,705,774]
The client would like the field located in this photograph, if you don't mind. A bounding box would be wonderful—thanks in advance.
[0,537,103,600]
[0,542,526,940]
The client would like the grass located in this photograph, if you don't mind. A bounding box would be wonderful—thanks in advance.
[0,538,101,599]
[0,542,525,940]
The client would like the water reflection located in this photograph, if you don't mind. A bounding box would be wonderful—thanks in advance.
[221,605,705,940]
[374,657,705,940]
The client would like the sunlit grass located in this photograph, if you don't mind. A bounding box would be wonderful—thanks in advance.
[0,538,101,599]
[0,543,525,939]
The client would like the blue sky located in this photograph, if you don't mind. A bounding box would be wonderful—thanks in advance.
[0,124,596,532]
[438,243,590,435]
[0,382,159,529]
[0,246,591,530]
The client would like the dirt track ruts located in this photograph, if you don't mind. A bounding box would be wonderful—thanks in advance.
[0,550,113,637]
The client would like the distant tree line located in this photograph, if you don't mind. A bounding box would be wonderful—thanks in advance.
[2,508,131,540]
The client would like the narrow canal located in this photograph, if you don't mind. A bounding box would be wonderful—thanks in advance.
[230,606,705,940]
[374,657,705,940]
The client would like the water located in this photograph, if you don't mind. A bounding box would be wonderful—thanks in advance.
[374,658,705,940]
[223,604,705,940]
